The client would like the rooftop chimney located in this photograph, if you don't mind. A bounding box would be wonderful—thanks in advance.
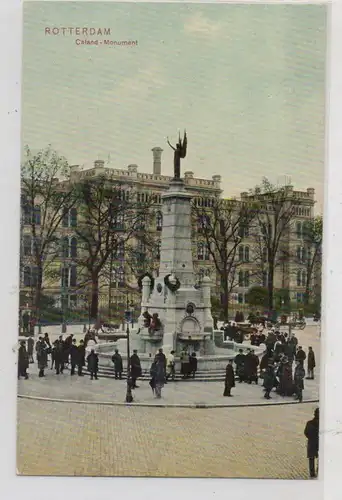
[152,147,163,175]
[94,160,105,169]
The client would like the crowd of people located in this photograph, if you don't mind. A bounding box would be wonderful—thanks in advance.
[223,327,316,403]
[18,325,316,405]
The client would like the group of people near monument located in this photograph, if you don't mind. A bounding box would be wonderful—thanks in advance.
[223,328,316,402]
[17,332,100,380]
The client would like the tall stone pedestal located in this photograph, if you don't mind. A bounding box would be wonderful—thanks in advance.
[138,178,214,356]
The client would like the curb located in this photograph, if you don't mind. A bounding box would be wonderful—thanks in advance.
[17,394,319,409]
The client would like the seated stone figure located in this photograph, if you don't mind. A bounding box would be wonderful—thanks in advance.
[143,311,152,328]
[150,313,162,332]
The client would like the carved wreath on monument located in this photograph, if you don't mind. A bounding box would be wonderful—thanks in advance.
[164,274,180,293]
[137,272,155,291]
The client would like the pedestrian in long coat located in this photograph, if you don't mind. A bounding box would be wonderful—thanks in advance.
[278,360,294,397]
[87,349,99,380]
[307,347,316,380]
[294,361,305,402]
[54,340,64,375]
[36,339,48,377]
[223,360,235,397]
[296,346,306,366]
[263,363,275,399]
[77,340,86,376]
[180,349,190,378]
[18,341,29,379]
[234,349,245,383]
[304,408,319,478]
[130,350,142,388]
[27,336,34,363]
[112,349,123,379]
[189,352,198,379]
[70,339,79,376]
[150,358,165,398]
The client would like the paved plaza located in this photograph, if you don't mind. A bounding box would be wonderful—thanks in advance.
[16,325,321,478]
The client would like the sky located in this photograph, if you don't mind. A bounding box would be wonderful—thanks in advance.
[22,2,327,211]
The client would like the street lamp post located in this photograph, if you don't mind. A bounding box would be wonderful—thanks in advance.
[125,294,134,403]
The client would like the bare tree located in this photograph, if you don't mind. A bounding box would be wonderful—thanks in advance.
[192,197,258,321]
[73,177,154,319]
[249,178,305,313]
[292,215,322,306]
[20,145,76,323]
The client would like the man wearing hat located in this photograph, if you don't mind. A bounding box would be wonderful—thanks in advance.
[304,408,319,478]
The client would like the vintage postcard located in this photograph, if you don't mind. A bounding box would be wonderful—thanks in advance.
[16,1,326,480]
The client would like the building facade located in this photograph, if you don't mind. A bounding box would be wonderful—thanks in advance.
[20,146,320,322]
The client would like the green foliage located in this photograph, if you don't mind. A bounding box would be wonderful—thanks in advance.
[245,286,268,308]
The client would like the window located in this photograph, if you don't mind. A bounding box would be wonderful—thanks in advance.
[296,292,305,303]
[23,205,32,225]
[70,265,77,287]
[117,267,125,288]
[238,245,250,262]
[238,271,244,287]
[296,222,302,239]
[61,266,69,288]
[219,219,225,236]
[244,271,250,287]
[113,213,124,230]
[70,295,78,308]
[117,240,125,259]
[62,210,69,228]
[296,247,307,263]
[34,206,41,225]
[199,268,205,279]
[61,237,69,258]
[23,235,32,256]
[70,237,77,258]
[33,237,41,255]
[23,266,31,286]
[297,270,306,287]
[31,267,39,287]
[156,212,163,231]
[197,242,204,260]
[204,244,210,261]
[70,208,77,228]
[238,293,244,304]
[238,224,249,238]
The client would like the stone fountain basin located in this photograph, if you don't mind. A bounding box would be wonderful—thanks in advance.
[91,340,264,372]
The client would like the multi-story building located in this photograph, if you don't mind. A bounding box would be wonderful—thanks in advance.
[20,146,320,322]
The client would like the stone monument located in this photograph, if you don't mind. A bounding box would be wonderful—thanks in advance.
[137,132,215,356]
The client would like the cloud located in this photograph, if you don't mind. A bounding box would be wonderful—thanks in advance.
[114,63,166,101]
[184,12,222,37]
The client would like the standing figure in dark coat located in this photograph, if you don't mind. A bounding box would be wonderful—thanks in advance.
[234,349,246,383]
[63,334,74,367]
[70,339,79,376]
[36,337,48,377]
[112,349,123,379]
[22,312,30,335]
[249,350,260,384]
[43,332,51,351]
[180,349,190,378]
[54,340,64,375]
[278,359,294,396]
[304,408,319,478]
[154,348,167,374]
[27,336,34,363]
[307,347,316,380]
[189,352,198,379]
[296,346,306,366]
[263,363,276,399]
[18,341,29,379]
[223,360,235,397]
[244,349,253,383]
[77,340,86,376]
[150,358,165,398]
[294,361,305,402]
[87,349,99,380]
[130,349,142,388]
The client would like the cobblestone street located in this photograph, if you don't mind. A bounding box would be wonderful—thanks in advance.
[17,399,317,478]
